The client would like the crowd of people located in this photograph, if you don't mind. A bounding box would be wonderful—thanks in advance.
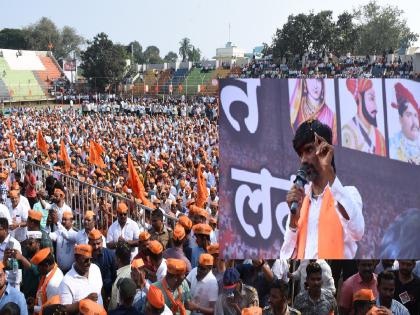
[229,56,419,80]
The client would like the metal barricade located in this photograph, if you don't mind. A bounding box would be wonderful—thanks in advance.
[13,158,178,232]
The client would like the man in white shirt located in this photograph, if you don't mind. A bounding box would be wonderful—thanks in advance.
[31,247,64,314]
[147,240,167,283]
[49,211,77,273]
[43,188,72,227]
[72,211,105,245]
[7,190,29,242]
[106,202,140,260]
[58,244,103,310]
[186,253,219,315]
[0,203,12,225]
[0,217,22,289]
[281,120,364,259]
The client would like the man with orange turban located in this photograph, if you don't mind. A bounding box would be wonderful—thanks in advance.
[389,82,420,164]
[342,78,386,156]
[153,258,191,315]
[186,253,219,315]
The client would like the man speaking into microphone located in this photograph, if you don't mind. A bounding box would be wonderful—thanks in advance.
[280,119,365,259]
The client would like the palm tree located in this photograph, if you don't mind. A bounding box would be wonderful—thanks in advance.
[179,38,192,62]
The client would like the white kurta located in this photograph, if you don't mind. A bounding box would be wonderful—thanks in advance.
[280,176,364,259]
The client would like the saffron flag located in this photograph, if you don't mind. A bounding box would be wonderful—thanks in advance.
[37,130,49,155]
[89,140,106,168]
[59,139,71,172]
[127,152,155,209]
[93,140,105,156]
[196,164,208,208]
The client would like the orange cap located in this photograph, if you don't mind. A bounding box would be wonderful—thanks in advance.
[31,248,51,265]
[166,258,187,275]
[199,253,214,266]
[117,202,128,214]
[178,215,192,230]
[62,211,74,219]
[196,207,209,219]
[242,306,262,315]
[0,173,7,180]
[79,299,107,315]
[353,288,375,302]
[207,243,219,255]
[193,223,212,236]
[148,240,163,255]
[173,224,186,241]
[131,258,145,269]
[88,229,103,240]
[41,295,61,314]
[147,285,165,309]
[0,262,4,270]
[139,231,151,241]
[84,210,95,220]
[28,210,43,222]
[74,244,93,258]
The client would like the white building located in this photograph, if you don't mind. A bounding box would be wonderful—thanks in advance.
[215,42,248,67]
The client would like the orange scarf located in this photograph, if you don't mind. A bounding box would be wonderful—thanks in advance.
[35,264,58,314]
[162,277,186,315]
[296,187,344,259]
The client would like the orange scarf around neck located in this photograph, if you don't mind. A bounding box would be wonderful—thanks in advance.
[296,186,344,259]
[162,277,187,315]
[35,264,58,314]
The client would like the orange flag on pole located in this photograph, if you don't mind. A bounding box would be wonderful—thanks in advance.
[196,164,208,208]
[127,152,155,209]
[59,139,71,172]
[89,140,106,168]
[93,141,105,156]
[9,134,16,155]
[37,130,49,155]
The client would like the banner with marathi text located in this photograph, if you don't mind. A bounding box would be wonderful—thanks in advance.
[219,78,420,259]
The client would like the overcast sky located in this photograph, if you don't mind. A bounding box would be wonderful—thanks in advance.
[1,0,419,59]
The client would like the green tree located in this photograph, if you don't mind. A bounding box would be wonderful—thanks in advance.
[334,12,360,56]
[23,17,84,61]
[127,41,145,64]
[0,28,29,49]
[56,26,84,60]
[80,32,128,92]
[310,11,335,56]
[143,46,162,64]
[24,17,60,52]
[187,46,201,62]
[354,0,418,54]
[179,37,192,62]
[163,51,178,62]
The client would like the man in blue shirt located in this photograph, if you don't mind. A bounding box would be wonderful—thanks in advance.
[89,229,117,303]
[0,261,28,315]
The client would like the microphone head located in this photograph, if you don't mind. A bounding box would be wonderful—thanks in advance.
[294,165,309,186]
[296,165,308,179]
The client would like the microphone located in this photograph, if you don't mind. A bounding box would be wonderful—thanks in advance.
[290,166,308,215]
